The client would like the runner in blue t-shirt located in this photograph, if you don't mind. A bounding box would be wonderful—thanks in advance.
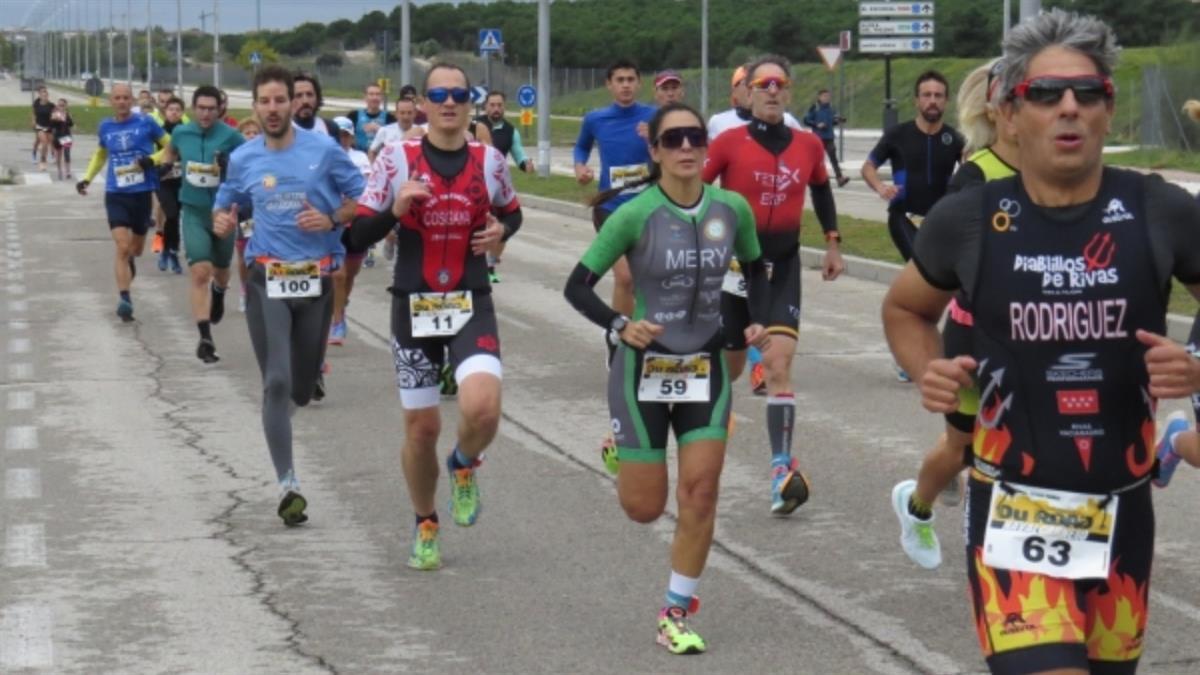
[76,82,169,322]
[213,65,365,527]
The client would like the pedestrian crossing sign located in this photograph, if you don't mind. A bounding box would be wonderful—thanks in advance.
[478,29,503,54]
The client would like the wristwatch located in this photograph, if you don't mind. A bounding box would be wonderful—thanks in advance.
[608,315,630,346]
[824,231,842,244]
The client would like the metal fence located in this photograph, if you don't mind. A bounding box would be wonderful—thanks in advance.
[1141,65,1200,152]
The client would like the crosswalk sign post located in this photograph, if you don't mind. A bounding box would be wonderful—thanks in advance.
[478,29,503,55]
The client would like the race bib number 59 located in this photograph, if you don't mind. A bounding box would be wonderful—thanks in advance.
[638,352,711,403]
[982,482,1117,580]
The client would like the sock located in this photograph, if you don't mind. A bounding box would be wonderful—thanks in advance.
[767,394,795,462]
[748,345,762,365]
[212,283,227,296]
[1167,430,1183,456]
[119,290,131,303]
[197,320,212,341]
[908,495,933,520]
[210,283,227,324]
[665,571,699,610]
[448,446,472,470]
[415,512,439,526]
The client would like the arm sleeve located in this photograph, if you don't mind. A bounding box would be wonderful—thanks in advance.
[809,181,838,234]
[358,144,402,214]
[730,196,769,326]
[349,208,397,250]
[911,189,975,291]
[486,147,521,216]
[82,147,109,183]
[563,262,621,330]
[947,162,985,194]
[369,126,390,155]
[701,134,727,184]
[572,113,595,165]
[151,132,172,163]
[509,128,529,166]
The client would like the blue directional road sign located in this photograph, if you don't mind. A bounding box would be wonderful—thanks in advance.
[517,85,536,108]
[478,29,503,55]
[470,86,490,104]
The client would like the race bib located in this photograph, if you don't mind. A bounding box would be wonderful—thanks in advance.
[164,163,182,180]
[721,259,772,298]
[265,260,321,299]
[982,482,1117,580]
[638,352,711,403]
[114,161,145,188]
[907,212,926,229]
[58,135,73,147]
[186,161,221,188]
[609,163,649,189]
[238,218,254,240]
[409,291,474,337]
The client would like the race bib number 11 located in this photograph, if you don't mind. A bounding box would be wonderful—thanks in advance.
[410,291,474,337]
[638,352,711,403]
[982,482,1117,580]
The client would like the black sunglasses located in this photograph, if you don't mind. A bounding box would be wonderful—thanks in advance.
[655,126,707,149]
[426,87,471,104]
[1011,76,1114,106]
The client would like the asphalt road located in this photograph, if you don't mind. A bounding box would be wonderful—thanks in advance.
[1,125,1199,674]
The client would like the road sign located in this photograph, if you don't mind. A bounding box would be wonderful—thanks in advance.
[470,86,489,104]
[859,37,935,54]
[859,20,935,36]
[839,30,853,51]
[478,28,503,54]
[517,85,536,108]
[816,46,843,72]
[377,77,391,94]
[249,51,261,65]
[859,2,934,17]
[520,109,534,127]
[84,77,103,97]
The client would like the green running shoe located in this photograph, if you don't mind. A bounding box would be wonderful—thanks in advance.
[447,456,481,526]
[439,362,458,397]
[407,519,441,570]
[600,432,619,476]
[656,606,706,655]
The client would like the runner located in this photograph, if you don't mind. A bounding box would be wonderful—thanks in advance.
[706,65,802,140]
[292,71,339,137]
[564,102,769,654]
[860,70,965,263]
[351,62,521,570]
[476,90,534,283]
[30,85,54,172]
[154,96,186,275]
[347,83,396,152]
[213,65,365,526]
[49,98,75,181]
[882,11,1200,672]
[327,116,372,347]
[891,58,1020,569]
[369,97,420,162]
[164,85,246,363]
[234,117,261,313]
[652,70,685,106]
[75,82,169,322]
[801,89,851,187]
[702,54,844,516]
[399,84,429,125]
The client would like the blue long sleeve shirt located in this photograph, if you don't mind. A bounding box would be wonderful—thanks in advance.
[572,102,656,212]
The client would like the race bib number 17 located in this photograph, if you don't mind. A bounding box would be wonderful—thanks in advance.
[982,482,1117,580]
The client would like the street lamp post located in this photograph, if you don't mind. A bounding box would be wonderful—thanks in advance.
[400,0,411,86]
[1019,0,1041,22]
[536,0,550,177]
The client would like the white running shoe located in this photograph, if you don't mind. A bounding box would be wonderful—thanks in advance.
[891,479,941,569]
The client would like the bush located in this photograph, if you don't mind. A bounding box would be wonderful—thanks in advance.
[315,51,344,69]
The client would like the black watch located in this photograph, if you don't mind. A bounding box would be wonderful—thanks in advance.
[608,315,630,346]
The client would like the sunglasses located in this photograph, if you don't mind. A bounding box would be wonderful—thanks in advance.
[1011,76,1114,106]
[655,126,707,149]
[425,87,471,104]
[749,76,790,92]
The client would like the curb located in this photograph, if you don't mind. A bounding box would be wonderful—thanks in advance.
[519,191,1195,342]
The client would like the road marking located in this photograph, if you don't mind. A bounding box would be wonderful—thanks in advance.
[8,320,28,331]
[1153,590,1200,623]
[6,284,25,295]
[8,299,27,313]
[5,426,38,451]
[7,363,33,380]
[5,468,41,499]
[4,524,46,567]
[7,337,30,354]
[6,272,24,283]
[7,391,35,410]
[0,603,54,669]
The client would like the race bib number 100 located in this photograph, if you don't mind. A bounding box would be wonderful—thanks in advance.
[409,291,474,337]
[982,482,1117,580]
[638,352,711,403]
[266,261,321,299]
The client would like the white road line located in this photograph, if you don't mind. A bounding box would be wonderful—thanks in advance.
[7,338,30,354]
[7,363,33,380]
[6,272,24,283]
[0,603,54,669]
[6,285,25,295]
[497,312,535,331]
[4,426,38,451]
[5,468,41,499]
[4,524,47,567]
[8,320,28,331]
[6,391,35,410]
[8,299,27,313]
[1152,590,1200,623]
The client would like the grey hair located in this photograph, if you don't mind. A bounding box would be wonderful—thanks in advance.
[745,54,791,82]
[999,8,1120,102]
[957,59,1002,155]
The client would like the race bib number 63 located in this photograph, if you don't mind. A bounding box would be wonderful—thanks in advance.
[982,482,1117,580]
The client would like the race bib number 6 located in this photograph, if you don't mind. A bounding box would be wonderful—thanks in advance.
[266,261,321,299]
[638,352,711,403]
[982,482,1117,580]
[409,291,474,337]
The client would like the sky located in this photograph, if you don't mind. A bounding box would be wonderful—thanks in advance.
[2,0,461,33]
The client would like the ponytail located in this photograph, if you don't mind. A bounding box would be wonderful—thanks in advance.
[588,163,662,208]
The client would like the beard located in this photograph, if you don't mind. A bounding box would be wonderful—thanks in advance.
[921,106,943,124]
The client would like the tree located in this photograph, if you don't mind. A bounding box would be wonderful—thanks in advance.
[315,51,344,69]
[235,38,280,71]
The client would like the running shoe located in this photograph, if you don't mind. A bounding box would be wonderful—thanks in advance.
[312,374,326,402]
[196,338,220,364]
[277,475,308,527]
[439,362,458,397]
[157,249,168,271]
[939,471,964,507]
[167,251,182,275]
[116,298,134,322]
[837,175,851,187]
[894,363,912,383]
[749,361,767,396]
[488,266,501,284]
[656,606,706,655]
[152,230,164,254]
[769,456,811,516]
[408,519,441,570]
[363,247,376,269]
[1154,410,1191,488]
[209,283,226,325]
[600,432,619,476]
[328,319,346,346]
[891,479,941,569]
[447,454,481,526]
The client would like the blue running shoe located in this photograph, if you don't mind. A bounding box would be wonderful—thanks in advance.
[167,251,182,275]
[116,299,134,322]
[328,319,346,346]
[157,249,168,271]
[1154,411,1191,488]
[770,456,811,516]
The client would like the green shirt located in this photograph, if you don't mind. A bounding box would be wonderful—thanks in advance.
[171,121,244,210]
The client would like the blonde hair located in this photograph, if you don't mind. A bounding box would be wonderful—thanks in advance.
[957,59,1003,156]
[1184,100,1200,123]
[238,117,260,133]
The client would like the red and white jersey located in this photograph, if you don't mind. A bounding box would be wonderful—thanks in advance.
[359,139,519,292]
